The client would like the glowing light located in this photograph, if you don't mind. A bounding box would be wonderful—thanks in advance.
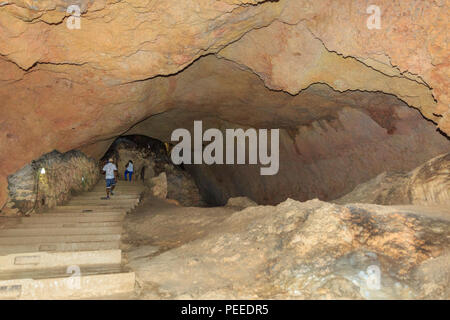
[40,168,46,175]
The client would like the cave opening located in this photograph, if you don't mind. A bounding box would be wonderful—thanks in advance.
[3,55,449,214]
[3,56,449,213]
[101,134,208,207]
[100,68,449,207]
[101,134,173,180]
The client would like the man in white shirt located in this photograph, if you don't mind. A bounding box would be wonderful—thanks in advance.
[102,158,118,199]
[124,160,134,181]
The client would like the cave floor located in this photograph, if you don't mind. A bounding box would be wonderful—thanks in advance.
[90,195,238,300]
[119,193,450,300]
[2,183,448,300]
[122,196,237,253]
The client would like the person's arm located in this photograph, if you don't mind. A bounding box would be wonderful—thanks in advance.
[114,165,119,180]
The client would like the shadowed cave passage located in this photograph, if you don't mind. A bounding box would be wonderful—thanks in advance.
[101,135,206,207]
[4,56,450,211]
[106,110,447,205]
[101,57,449,206]
[139,105,448,206]
[101,135,172,182]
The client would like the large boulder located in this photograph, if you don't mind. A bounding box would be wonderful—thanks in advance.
[150,172,168,200]
[226,196,258,209]
[336,153,450,206]
[127,198,450,299]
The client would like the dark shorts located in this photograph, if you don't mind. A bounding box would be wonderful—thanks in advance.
[106,178,116,188]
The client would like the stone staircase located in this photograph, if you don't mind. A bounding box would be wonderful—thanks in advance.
[0,180,145,299]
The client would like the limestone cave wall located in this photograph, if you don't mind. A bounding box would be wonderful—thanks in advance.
[3,150,99,215]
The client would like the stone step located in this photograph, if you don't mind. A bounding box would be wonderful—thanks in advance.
[92,185,144,188]
[43,210,125,216]
[65,204,137,211]
[0,265,135,299]
[68,199,139,206]
[91,187,145,191]
[0,249,122,272]
[0,263,123,280]
[18,215,125,223]
[53,210,130,215]
[0,241,120,255]
[89,191,144,195]
[8,221,122,228]
[74,194,141,199]
[0,226,122,237]
[71,196,139,201]
[91,181,145,190]
[86,190,143,193]
[95,181,144,185]
[45,210,128,216]
[56,202,134,207]
[51,205,132,212]
[0,234,121,245]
